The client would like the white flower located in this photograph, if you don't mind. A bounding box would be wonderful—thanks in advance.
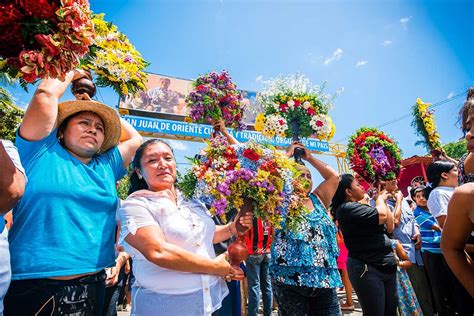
[310,114,332,136]
[303,101,311,109]
[262,114,288,138]
[287,100,295,109]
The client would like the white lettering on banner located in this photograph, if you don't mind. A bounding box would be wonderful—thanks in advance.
[123,115,329,152]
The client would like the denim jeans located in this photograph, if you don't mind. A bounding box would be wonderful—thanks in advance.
[0,227,10,316]
[245,253,272,316]
[4,271,106,316]
[272,282,341,316]
[212,280,241,316]
[347,257,397,316]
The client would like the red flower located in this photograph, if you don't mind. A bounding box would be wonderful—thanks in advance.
[260,161,278,174]
[307,108,316,115]
[316,120,324,127]
[18,0,58,20]
[35,34,61,56]
[279,103,289,113]
[294,100,300,107]
[197,84,205,91]
[243,149,261,161]
[278,119,286,126]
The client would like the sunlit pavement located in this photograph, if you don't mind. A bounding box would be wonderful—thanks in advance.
[117,290,363,315]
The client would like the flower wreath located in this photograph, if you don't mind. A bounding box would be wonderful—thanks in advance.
[347,127,402,183]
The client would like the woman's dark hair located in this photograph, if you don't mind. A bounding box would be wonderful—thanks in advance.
[330,174,355,214]
[425,161,455,198]
[459,87,474,133]
[128,139,174,195]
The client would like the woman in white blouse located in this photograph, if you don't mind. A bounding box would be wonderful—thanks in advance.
[119,139,252,315]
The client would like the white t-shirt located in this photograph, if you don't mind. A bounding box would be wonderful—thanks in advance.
[427,186,455,219]
[118,190,228,315]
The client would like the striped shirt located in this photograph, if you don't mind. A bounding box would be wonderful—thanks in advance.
[245,218,273,255]
[414,206,441,254]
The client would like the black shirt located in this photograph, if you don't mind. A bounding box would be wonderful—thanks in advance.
[336,202,396,269]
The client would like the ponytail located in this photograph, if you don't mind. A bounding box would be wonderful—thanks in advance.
[331,174,355,214]
[425,161,455,198]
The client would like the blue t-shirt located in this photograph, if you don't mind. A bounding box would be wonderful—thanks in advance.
[9,129,126,280]
[270,194,342,288]
[413,206,442,254]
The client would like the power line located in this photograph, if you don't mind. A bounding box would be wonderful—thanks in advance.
[335,89,468,143]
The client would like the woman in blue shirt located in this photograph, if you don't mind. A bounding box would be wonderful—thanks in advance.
[270,142,342,316]
[4,70,142,315]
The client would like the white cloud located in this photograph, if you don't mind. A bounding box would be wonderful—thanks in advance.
[324,48,343,66]
[355,60,368,67]
[336,87,345,96]
[168,140,188,151]
[400,16,412,28]
[306,52,322,65]
[447,91,454,99]
[382,40,392,47]
[255,75,263,82]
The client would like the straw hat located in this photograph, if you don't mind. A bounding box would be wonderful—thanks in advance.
[57,100,121,153]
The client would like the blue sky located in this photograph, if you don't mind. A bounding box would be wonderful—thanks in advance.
[8,0,473,182]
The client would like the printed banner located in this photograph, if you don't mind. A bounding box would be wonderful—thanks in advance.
[119,73,260,124]
[123,115,329,152]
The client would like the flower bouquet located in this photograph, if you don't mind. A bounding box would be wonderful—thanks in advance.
[411,98,442,156]
[178,135,310,231]
[255,74,336,163]
[347,127,402,184]
[0,0,94,85]
[79,13,149,97]
[185,70,247,132]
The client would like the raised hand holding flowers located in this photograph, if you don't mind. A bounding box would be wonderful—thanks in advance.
[255,74,336,163]
[0,0,94,85]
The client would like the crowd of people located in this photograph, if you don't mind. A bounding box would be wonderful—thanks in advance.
[0,70,473,316]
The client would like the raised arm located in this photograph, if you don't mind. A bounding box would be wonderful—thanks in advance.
[118,118,143,168]
[392,190,404,227]
[375,189,394,232]
[213,120,238,145]
[441,184,474,296]
[19,70,88,141]
[286,142,339,208]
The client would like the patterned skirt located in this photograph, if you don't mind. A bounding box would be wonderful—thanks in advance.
[397,267,422,315]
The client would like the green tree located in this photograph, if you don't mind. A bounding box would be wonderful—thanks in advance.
[0,87,24,142]
[443,139,467,159]
[117,174,130,200]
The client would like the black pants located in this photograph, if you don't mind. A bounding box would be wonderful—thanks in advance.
[347,257,397,316]
[4,271,106,316]
[422,251,474,316]
[272,281,341,316]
